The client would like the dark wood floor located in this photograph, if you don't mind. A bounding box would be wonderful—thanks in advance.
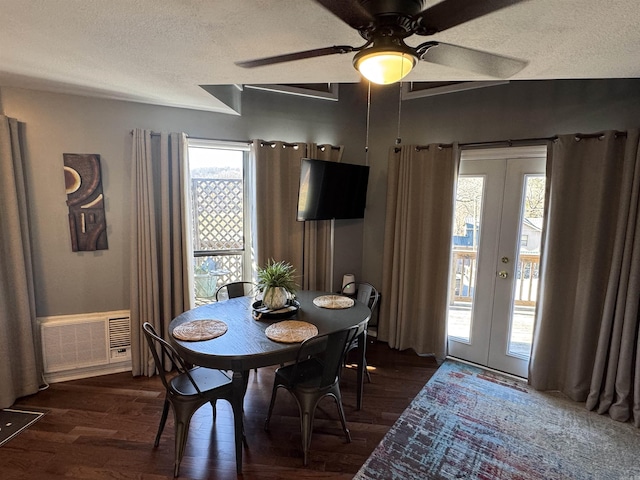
[2,339,438,479]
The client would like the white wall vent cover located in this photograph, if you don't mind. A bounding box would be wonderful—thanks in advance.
[41,317,109,373]
[108,315,132,362]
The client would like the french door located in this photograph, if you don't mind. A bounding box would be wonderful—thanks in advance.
[447,146,547,378]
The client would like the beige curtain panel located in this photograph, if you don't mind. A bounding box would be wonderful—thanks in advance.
[529,130,640,427]
[252,140,305,276]
[130,129,192,377]
[0,116,41,408]
[251,140,343,291]
[379,144,459,361]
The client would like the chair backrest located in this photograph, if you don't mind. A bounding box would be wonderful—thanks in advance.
[342,281,379,311]
[142,322,202,396]
[292,325,359,389]
[215,281,258,302]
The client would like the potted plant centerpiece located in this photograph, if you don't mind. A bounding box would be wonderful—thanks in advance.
[257,259,298,310]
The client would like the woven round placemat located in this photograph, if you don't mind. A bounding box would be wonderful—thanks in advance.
[173,319,228,341]
[265,320,318,344]
[312,294,355,309]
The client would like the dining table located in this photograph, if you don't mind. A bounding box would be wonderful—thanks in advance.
[168,289,372,473]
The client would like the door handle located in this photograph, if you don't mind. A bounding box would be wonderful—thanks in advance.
[498,270,509,279]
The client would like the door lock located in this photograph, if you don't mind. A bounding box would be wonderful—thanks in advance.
[501,256,509,264]
[498,270,509,279]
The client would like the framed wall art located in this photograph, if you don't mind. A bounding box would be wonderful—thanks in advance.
[63,153,108,252]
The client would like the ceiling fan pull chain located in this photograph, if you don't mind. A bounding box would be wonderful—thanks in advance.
[396,79,403,145]
[365,81,371,166]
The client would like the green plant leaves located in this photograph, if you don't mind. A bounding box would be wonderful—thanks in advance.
[257,259,298,293]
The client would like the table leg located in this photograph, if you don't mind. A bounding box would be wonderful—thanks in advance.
[231,369,248,473]
[356,330,366,410]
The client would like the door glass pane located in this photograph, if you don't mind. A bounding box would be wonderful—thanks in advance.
[447,176,485,342]
[508,174,545,357]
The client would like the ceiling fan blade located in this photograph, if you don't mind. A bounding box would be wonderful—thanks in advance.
[419,42,527,78]
[314,0,375,30]
[413,0,530,35]
[236,45,356,68]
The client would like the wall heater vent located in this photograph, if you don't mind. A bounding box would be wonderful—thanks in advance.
[108,315,132,362]
[39,310,131,383]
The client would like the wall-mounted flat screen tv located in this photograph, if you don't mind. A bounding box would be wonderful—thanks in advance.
[296,158,370,221]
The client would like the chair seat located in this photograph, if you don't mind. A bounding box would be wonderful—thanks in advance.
[171,367,232,396]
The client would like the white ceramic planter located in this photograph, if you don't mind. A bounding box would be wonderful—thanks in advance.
[263,286,288,309]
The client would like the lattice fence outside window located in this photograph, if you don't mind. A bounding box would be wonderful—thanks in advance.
[192,178,243,251]
[192,178,245,303]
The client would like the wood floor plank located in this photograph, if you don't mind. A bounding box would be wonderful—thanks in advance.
[1,339,438,479]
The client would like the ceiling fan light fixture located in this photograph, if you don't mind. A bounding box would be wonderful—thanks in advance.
[353,47,416,85]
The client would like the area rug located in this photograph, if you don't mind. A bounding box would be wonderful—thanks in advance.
[0,408,45,447]
[354,360,640,480]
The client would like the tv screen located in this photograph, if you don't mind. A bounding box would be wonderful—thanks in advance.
[296,158,370,221]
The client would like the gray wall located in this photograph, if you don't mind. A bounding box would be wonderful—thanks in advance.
[361,79,640,288]
[3,79,640,317]
[1,85,368,317]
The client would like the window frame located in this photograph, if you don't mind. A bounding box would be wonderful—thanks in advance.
[187,139,252,297]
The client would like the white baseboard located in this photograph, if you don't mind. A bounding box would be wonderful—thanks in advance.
[43,362,131,384]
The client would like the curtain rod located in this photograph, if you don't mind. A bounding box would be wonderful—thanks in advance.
[129,132,340,151]
[130,132,338,150]
[132,130,627,153]
[258,141,302,148]
[129,130,251,144]
[257,141,341,150]
[403,130,628,153]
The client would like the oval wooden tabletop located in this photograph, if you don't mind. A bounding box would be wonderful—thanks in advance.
[169,290,371,371]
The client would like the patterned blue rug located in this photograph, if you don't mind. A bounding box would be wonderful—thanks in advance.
[355,360,640,480]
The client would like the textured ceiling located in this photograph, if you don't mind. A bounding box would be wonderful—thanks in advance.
[1,0,639,114]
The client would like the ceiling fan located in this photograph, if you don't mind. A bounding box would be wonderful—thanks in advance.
[236,0,529,84]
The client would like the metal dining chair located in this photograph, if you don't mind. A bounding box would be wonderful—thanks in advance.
[264,324,360,465]
[142,322,238,477]
[341,281,379,382]
[214,281,260,375]
[214,281,258,302]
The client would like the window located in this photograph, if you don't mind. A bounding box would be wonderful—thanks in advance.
[188,139,251,304]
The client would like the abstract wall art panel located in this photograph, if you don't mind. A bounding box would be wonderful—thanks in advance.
[63,153,108,252]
